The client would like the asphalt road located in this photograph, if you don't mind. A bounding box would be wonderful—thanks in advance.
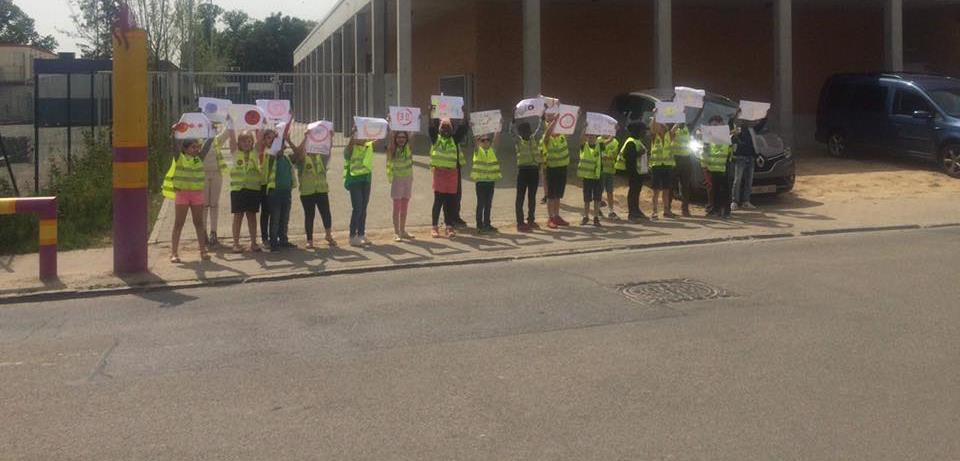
[2,228,959,460]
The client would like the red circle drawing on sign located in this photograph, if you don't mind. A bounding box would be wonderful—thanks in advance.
[174,122,190,133]
[244,110,262,126]
[559,113,576,130]
[266,100,287,117]
[308,126,330,143]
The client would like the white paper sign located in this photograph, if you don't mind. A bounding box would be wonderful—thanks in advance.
[674,87,705,109]
[701,125,732,145]
[585,112,618,137]
[655,101,686,124]
[430,95,465,119]
[256,99,292,124]
[354,116,389,140]
[198,97,231,123]
[173,113,213,139]
[389,106,422,132]
[266,120,293,156]
[229,104,265,130]
[553,104,580,135]
[542,96,561,115]
[469,110,502,136]
[514,98,546,119]
[305,120,334,155]
[739,100,771,121]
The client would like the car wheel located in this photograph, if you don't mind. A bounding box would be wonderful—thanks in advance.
[827,132,847,158]
[939,143,960,178]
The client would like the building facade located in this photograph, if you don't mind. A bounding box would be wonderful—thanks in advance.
[0,44,56,124]
[293,0,960,147]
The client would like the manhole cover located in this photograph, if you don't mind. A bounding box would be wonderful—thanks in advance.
[619,279,732,305]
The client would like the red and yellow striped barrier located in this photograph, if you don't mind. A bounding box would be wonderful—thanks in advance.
[0,197,58,280]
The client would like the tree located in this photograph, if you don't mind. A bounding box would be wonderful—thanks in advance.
[0,0,58,51]
[176,0,227,71]
[130,0,182,69]
[232,13,314,72]
[66,0,119,59]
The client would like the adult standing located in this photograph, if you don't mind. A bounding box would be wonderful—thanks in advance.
[429,119,467,238]
[731,116,765,211]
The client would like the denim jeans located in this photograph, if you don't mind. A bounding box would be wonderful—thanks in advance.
[268,188,292,247]
[348,181,371,237]
[475,181,495,228]
[731,156,755,205]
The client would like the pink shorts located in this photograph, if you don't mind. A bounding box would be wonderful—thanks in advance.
[175,190,205,206]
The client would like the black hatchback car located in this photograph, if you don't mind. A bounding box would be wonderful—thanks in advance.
[816,72,960,177]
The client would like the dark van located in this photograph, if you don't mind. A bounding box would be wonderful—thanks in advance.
[816,73,960,177]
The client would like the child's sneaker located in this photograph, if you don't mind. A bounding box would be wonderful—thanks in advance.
[593,217,602,227]
[580,216,590,225]
[547,217,558,229]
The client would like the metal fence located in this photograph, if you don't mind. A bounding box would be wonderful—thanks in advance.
[2,71,372,195]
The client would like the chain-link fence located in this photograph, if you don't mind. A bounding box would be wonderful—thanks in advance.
[2,71,371,195]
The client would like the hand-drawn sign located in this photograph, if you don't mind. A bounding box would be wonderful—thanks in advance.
[469,109,502,136]
[514,98,546,119]
[389,106,422,132]
[655,101,686,124]
[173,113,213,139]
[306,120,334,155]
[199,97,231,122]
[554,104,580,135]
[430,95,464,119]
[229,105,265,130]
[354,117,389,140]
[255,99,292,123]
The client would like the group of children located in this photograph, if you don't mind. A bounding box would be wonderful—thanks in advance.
[162,111,754,263]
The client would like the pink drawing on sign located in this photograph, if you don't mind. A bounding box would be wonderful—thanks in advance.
[308,127,330,143]
[267,101,288,117]
[363,123,385,139]
[399,109,413,126]
[559,113,576,129]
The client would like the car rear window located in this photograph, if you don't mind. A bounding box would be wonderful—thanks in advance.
[850,83,888,113]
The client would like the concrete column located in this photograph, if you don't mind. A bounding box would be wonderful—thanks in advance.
[342,22,354,131]
[522,0,541,97]
[332,32,343,131]
[396,0,413,105]
[774,0,794,147]
[313,47,322,121]
[354,13,365,115]
[654,0,672,89]
[371,0,387,115]
[884,0,903,71]
[325,40,334,122]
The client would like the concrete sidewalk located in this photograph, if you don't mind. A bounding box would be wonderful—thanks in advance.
[3,192,959,302]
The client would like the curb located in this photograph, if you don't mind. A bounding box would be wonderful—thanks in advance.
[2,222,958,305]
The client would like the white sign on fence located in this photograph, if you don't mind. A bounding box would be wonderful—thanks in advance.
[701,125,732,145]
[430,95,465,119]
[198,97,231,123]
[229,104,265,130]
[389,106,422,132]
[469,110,502,136]
[585,112,618,137]
[354,117,389,140]
[674,87,705,109]
[655,101,686,124]
[256,99,292,124]
[739,100,771,121]
[514,98,546,119]
[173,113,213,139]
[305,120,334,155]
[553,104,580,135]
[542,96,561,115]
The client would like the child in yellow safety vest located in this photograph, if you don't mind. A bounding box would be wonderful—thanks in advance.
[162,137,210,263]
[227,126,264,253]
[292,130,336,250]
[700,116,734,218]
[202,123,229,248]
[387,130,416,241]
[648,122,675,220]
[577,135,603,227]
[344,128,377,247]
[471,131,502,233]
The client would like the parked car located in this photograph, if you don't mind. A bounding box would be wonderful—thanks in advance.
[816,72,960,178]
[609,89,796,196]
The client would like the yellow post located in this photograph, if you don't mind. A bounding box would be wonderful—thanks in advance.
[112,28,149,274]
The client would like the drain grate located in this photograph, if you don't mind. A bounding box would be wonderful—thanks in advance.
[619,279,732,305]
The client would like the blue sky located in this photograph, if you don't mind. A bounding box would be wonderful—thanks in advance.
[19,0,336,53]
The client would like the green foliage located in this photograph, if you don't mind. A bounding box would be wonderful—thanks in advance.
[0,0,59,51]
[0,128,173,255]
[208,10,314,72]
